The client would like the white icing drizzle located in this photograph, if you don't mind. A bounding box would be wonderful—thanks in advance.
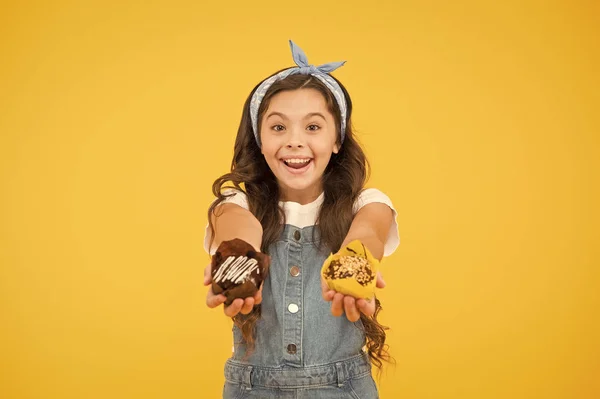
[214,256,259,284]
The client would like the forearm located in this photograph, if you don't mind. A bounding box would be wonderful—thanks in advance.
[340,203,393,261]
[341,228,385,260]
[211,204,263,251]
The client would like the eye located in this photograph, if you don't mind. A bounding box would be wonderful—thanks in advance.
[307,124,320,132]
[271,124,285,132]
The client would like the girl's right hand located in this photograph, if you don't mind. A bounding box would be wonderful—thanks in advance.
[203,263,263,317]
[321,271,386,322]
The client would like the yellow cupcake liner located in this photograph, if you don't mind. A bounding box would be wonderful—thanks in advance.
[321,239,380,299]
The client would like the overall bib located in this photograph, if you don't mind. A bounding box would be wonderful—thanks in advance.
[222,225,378,399]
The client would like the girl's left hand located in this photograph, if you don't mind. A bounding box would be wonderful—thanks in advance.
[321,271,386,322]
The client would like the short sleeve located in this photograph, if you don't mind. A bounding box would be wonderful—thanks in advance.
[353,188,400,257]
[203,189,249,255]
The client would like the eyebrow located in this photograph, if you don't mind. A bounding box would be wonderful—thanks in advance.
[265,112,327,121]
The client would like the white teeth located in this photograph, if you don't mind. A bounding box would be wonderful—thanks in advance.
[284,159,311,164]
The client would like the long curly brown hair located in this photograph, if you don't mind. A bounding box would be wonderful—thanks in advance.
[207,70,393,372]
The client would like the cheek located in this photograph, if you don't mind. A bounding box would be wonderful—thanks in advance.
[310,138,336,158]
[261,142,280,160]
[260,133,283,154]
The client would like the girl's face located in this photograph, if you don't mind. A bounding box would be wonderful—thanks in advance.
[260,88,339,204]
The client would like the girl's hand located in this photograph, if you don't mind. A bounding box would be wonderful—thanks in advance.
[321,271,386,322]
[204,263,263,318]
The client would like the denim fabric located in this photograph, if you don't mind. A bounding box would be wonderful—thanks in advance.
[223,352,378,398]
[223,225,378,398]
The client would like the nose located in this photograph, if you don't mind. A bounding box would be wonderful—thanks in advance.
[285,126,305,148]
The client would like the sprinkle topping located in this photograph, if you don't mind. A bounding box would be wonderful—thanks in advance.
[325,255,374,286]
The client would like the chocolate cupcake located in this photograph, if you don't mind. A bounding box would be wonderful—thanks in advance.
[211,238,270,306]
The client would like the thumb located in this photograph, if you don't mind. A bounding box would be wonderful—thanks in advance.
[321,276,335,301]
[321,275,329,293]
[203,263,212,286]
[376,271,386,289]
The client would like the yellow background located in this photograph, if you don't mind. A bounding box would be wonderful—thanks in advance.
[1,0,598,398]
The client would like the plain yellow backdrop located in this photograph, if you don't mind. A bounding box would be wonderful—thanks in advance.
[1,0,598,398]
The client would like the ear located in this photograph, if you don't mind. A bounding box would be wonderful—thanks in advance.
[333,142,340,154]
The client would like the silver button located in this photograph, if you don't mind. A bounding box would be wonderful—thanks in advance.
[288,303,299,313]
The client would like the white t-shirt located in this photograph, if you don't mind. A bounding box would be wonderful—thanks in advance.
[204,188,400,257]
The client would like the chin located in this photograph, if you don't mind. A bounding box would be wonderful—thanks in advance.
[277,177,321,195]
[279,179,314,191]
[268,158,325,197]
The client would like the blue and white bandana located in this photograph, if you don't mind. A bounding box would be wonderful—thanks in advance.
[249,40,348,147]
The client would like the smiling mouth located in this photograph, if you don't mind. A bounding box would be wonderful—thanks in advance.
[281,158,312,171]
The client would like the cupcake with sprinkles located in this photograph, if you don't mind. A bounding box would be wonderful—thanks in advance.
[321,239,380,300]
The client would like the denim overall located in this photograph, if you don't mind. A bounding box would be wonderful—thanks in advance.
[222,224,378,399]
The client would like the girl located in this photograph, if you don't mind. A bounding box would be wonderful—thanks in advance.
[203,40,399,399]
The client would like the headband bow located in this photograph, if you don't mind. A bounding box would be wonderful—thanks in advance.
[289,40,346,74]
